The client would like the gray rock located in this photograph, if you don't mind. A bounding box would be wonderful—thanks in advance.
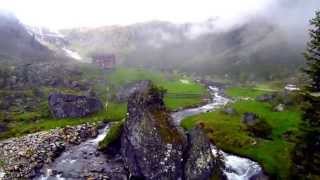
[0,123,98,179]
[242,112,260,126]
[116,81,148,102]
[184,126,222,180]
[121,80,187,179]
[256,94,276,102]
[0,123,7,133]
[223,107,237,115]
[48,93,103,118]
[274,104,285,112]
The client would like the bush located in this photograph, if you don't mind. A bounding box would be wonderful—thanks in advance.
[98,121,124,152]
[245,118,272,139]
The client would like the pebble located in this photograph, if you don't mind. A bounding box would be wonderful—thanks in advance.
[0,123,99,179]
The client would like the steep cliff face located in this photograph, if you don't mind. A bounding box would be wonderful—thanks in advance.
[119,81,224,180]
[0,11,58,63]
[121,80,187,179]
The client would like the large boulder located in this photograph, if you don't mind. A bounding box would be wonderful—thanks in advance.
[48,93,103,118]
[184,125,223,180]
[121,80,187,179]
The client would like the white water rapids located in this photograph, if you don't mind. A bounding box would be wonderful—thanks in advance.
[172,86,263,180]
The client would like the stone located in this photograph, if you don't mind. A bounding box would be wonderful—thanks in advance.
[48,93,103,118]
[121,80,187,179]
[115,81,149,102]
[222,107,237,115]
[274,104,285,112]
[256,94,276,102]
[0,124,98,179]
[242,112,260,126]
[184,126,221,180]
[0,123,7,133]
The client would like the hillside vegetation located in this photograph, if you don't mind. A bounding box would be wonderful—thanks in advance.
[181,86,302,179]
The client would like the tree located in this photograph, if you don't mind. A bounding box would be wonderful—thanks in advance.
[292,11,320,179]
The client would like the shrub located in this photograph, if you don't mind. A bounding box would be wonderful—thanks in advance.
[98,121,124,152]
[245,118,272,139]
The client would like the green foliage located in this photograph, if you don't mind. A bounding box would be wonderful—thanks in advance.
[0,102,127,140]
[226,87,269,98]
[98,121,124,151]
[303,11,320,93]
[244,117,272,139]
[106,67,207,110]
[181,86,302,179]
[292,11,320,179]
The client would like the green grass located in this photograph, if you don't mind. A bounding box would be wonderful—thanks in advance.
[0,102,127,140]
[226,87,269,98]
[107,67,207,110]
[0,66,205,140]
[181,86,302,179]
[98,120,124,151]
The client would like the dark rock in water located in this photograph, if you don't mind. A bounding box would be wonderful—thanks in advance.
[256,94,276,102]
[121,80,187,179]
[242,112,260,126]
[48,93,103,118]
[184,126,221,180]
[249,171,269,180]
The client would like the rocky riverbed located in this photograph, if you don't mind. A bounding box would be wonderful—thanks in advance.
[0,81,267,180]
[0,123,99,179]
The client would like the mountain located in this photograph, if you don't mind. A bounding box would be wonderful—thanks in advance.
[26,26,83,61]
[0,11,69,64]
[61,17,305,81]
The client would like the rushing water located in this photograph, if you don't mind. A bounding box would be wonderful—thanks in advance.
[36,125,127,180]
[172,86,263,180]
[36,85,263,180]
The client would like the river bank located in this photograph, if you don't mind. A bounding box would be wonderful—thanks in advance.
[0,123,99,179]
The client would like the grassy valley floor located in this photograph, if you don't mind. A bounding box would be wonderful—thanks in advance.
[181,86,301,179]
[0,66,207,140]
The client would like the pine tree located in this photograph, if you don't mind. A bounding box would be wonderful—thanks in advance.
[292,11,320,179]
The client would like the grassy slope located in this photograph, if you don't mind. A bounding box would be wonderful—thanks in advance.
[0,66,206,139]
[106,67,207,110]
[181,86,301,179]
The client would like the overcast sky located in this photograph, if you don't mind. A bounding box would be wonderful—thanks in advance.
[1,0,276,29]
[1,0,319,30]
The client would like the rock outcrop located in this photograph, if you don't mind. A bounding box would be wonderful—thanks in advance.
[115,81,147,102]
[48,93,103,118]
[184,125,217,180]
[121,80,187,179]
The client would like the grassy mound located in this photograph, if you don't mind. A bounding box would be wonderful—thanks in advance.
[98,121,124,151]
[181,86,301,179]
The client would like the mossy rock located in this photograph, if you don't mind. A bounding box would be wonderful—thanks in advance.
[98,121,124,153]
[245,118,272,139]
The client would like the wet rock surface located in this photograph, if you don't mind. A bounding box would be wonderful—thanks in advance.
[38,126,128,180]
[121,80,187,179]
[184,126,219,180]
[48,93,103,118]
[115,80,147,102]
[0,123,98,179]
